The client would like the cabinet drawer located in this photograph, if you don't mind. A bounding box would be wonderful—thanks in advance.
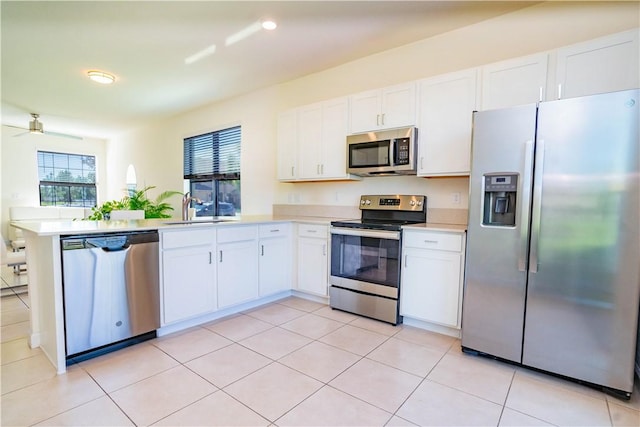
[403,231,462,252]
[259,223,290,238]
[162,229,215,249]
[297,223,328,238]
[217,225,257,243]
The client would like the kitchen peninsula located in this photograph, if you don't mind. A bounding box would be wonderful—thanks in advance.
[14,216,466,374]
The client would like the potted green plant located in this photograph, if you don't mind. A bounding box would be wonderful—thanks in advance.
[86,186,182,220]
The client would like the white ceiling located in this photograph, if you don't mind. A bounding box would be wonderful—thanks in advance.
[1,1,535,139]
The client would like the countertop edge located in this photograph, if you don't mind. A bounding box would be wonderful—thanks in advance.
[10,216,348,236]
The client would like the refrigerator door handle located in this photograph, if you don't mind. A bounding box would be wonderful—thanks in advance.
[518,140,535,272]
[529,139,545,273]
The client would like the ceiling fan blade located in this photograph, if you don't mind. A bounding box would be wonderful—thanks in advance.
[44,130,83,140]
[5,125,30,137]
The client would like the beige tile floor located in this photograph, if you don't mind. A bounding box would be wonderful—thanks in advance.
[1,292,639,426]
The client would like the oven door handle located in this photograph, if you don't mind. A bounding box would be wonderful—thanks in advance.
[330,227,400,240]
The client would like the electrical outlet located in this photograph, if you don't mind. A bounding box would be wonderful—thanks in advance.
[451,192,461,204]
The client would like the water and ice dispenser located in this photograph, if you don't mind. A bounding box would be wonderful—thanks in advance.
[482,174,518,227]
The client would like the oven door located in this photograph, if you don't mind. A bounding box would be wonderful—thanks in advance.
[329,227,401,299]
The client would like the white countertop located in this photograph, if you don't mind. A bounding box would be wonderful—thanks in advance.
[12,215,466,236]
[10,215,345,236]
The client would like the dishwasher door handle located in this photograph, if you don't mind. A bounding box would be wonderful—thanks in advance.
[101,243,131,252]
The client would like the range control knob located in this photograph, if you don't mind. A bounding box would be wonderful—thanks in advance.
[365,199,371,205]
[360,199,366,205]
[409,200,416,206]
[416,200,423,206]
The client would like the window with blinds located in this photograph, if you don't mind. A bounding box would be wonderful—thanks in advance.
[37,151,97,207]
[183,126,241,179]
[183,126,241,217]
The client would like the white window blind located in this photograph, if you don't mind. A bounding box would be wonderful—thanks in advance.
[184,126,241,179]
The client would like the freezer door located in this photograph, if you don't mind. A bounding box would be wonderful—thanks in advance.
[461,103,537,362]
[523,89,640,393]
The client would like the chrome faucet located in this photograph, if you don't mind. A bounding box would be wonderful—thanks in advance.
[182,192,201,220]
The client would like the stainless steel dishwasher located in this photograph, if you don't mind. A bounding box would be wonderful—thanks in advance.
[61,231,160,358]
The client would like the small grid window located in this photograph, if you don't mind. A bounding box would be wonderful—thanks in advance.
[37,151,96,207]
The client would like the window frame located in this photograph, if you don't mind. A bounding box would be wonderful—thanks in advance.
[183,125,241,217]
[37,150,97,207]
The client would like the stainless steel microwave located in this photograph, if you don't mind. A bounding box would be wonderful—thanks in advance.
[346,126,418,176]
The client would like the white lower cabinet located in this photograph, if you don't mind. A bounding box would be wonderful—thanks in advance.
[161,229,216,325]
[258,223,292,296]
[217,225,259,309]
[296,223,329,297]
[400,229,466,328]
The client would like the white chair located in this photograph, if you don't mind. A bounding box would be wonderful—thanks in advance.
[1,233,26,274]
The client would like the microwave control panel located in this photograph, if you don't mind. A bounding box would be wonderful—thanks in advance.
[394,138,410,165]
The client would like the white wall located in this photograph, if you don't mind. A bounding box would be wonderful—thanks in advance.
[107,2,639,218]
[2,3,635,235]
[0,126,107,236]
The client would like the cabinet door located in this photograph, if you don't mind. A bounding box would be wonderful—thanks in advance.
[349,89,382,133]
[162,244,216,324]
[417,69,478,176]
[217,240,258,309]
[481,52,548,110]
[259,236,291,296]
[277,110,298,181]
[400,247,462,327]
[320,97,349,179]
[297,236,328,296]
[381,82,416,129]
[556,29,639,100]
[298,103,323,179]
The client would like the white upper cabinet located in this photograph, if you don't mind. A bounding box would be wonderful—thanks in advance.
[555,29,640,100]
[417,68,479,177]
[298,98,351,180]
[480,52,548,110]
[349,82,416,133]
[297,104,323,180]
[277,110,298,181]
[278,98,355,182]
[321,98,352,179]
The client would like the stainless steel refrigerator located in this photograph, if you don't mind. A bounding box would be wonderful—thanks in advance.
[461,89,640,398]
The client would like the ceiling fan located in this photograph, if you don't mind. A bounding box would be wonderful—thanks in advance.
[7,113,83,140]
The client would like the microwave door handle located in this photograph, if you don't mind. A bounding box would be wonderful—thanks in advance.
[389,138,395,166]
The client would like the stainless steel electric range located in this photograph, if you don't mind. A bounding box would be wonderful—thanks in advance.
[329,194,427,325]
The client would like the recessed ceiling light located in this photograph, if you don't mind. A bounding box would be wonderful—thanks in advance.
[87,70,115,85]
[261,20,277,30]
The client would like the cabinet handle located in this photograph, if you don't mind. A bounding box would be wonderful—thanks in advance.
[270,229,280,233]
[209,251,212,264]
[404,254,408,268]
[261,245,265,256]
[219,250,223,262]
[322,244,326,256]
[420,157,424,170]
[307,229,317,233]
[558,84,562,100]
[376,114,380,126]
[539,86,544,102]
[320,164,324,175]
[424,240,438,244]
[317,164,320,174]
[291,166,295,177]
[381,113,385,125]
